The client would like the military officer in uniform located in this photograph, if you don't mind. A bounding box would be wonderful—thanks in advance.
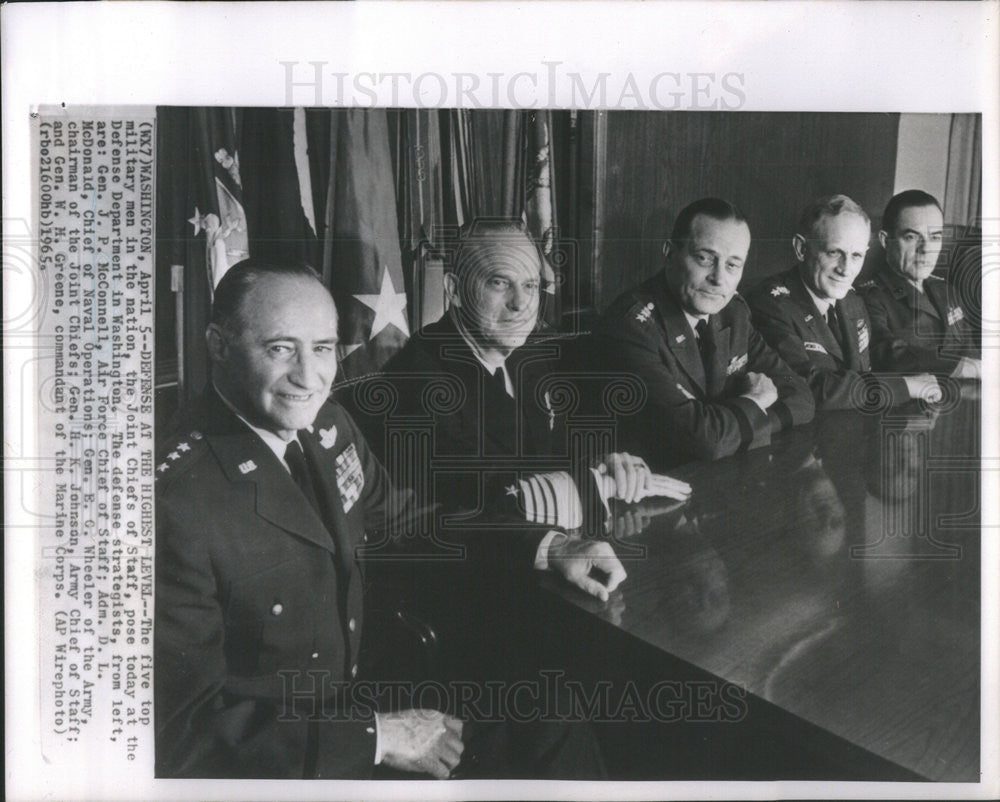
[592,197,814,469]
[858,189,980,379]
[747,194,941,410]
[157,258,618,780]
[155,260,466,779]
[345,220,690,694]
[349,219,690,577]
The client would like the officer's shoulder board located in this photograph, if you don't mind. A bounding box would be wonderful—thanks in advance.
[155,429,209,485]
[764,281,791,299]
[627,297,657,325]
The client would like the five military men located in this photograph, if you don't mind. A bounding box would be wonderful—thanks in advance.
[156,187,979,779]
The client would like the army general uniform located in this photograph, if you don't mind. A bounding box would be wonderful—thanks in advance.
[591,272,814,470]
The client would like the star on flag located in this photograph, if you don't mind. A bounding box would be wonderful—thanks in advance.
[188,207,207,236]
[353,269,409,339]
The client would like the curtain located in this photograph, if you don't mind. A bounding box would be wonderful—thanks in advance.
[391,109,446,332]
[323,109,410,379]
[155,107,249,414]
[157,108,575,416]
[944,114,981,230]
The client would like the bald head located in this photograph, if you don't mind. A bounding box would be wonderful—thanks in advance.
[207,260,339,439]
[445,221,543,358]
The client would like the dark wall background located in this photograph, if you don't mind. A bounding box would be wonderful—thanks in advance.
[595,111,900,311]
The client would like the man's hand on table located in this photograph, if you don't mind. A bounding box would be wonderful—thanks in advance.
[596,452,692,504]
[951,356,981,381]
[377,709,464,779]
[903,372,943,403]
[548,534,627,602]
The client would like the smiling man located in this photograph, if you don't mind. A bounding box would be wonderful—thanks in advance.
[857,189,980,379]
[356,220,687,575]
[155,260,466,779]
[747,194,939,409]
[592,197,814,468]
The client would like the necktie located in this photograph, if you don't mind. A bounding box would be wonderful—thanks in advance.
[695,319,715,377]
[826,305,844,351]
[284,439,323,519]
[490,366,511,398]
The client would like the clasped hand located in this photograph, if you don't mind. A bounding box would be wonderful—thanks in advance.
[594,452,692,504]
[378,708,464,779]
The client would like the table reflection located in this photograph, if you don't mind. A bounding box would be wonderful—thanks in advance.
[543,398,979,781]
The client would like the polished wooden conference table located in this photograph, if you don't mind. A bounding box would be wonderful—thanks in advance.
[537,395,980,782]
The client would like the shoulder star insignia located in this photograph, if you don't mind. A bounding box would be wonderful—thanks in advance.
[157,463,169,473]
[176,442,190,452]
[770,285,790,297]
[634,302,654,322]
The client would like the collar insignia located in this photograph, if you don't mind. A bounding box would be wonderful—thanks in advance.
[238,460,258,474]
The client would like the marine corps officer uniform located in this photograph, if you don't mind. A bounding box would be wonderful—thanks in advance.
[858,259,979,376]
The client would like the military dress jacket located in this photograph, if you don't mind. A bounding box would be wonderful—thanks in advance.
[376,313,565,460]
[155,390,412,779]
[857,260,979,375]
[746,267,910,410]
[591,272,814,469]
[342,314,574,565]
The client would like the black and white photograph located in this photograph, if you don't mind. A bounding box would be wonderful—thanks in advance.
[151,106,983,784]
[4,3,998,801]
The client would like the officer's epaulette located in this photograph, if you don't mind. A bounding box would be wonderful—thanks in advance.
[856,279,876,290]
[154,428,209,484]
[628,298,656,324]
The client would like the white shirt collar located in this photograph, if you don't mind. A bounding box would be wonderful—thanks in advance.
[682,309,710,338]
[801,280,833,317]
[449,310,515,397]
[213,384,299,472]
